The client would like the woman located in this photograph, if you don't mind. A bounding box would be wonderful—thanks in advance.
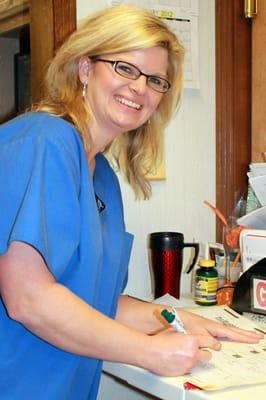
[0,5,261,400]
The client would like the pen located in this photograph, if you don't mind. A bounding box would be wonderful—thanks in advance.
[161,308,186,333]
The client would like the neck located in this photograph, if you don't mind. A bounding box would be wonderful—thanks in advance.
[88,156,96,176]
[89,119,123,153]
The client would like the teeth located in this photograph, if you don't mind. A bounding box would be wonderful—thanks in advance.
[117,97,141,110]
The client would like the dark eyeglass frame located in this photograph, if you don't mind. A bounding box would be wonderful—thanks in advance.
[94,58,171,93]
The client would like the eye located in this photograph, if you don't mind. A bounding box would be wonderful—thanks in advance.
[148,76,163,87]
[116,62,136,76]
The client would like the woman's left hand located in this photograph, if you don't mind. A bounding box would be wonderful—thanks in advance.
[177,308,263,343]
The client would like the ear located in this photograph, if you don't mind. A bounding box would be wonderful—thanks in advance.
[78,56,93,84]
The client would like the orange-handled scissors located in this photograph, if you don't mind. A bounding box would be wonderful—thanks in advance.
[203,200,228,227]
[203,200,245,248]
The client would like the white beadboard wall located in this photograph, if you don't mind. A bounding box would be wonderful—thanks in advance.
[77,0,216,299]
[78,1,215,399]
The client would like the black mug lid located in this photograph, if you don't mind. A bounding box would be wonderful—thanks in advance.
[148,232,184,250]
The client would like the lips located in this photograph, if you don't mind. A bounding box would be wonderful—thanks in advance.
[115,95,142,110]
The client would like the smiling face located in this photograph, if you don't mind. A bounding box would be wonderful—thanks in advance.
[79,46,169,152]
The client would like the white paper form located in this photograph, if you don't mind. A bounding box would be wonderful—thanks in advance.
[154,295,266,390]
[109,0,200,88]
[188,339,266,390]
[185,305,266,390]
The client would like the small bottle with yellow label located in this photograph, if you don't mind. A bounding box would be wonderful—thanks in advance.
[194,259,218,306]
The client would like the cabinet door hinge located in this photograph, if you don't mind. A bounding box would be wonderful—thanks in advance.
[244,0,258,18]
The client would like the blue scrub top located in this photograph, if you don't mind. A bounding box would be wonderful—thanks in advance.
[0,112,133,400]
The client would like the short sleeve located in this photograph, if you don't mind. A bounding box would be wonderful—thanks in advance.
[0,133,81,279]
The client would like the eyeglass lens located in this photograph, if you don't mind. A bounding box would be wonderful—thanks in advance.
[115,61,170,93]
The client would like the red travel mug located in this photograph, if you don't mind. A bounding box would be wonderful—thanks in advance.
[148,232,199,299]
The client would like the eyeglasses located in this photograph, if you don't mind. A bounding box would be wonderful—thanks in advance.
[94,59,171,93]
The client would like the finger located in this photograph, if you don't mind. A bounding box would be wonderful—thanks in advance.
[215,325,263,343]
[198,348,212,364]
[197,335,221,351]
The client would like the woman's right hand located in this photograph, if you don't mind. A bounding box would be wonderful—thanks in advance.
[142,329,220,376]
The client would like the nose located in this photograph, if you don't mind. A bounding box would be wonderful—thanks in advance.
[128,75,147,94]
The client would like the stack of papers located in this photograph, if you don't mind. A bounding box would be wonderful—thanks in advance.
[248,162,266,208]
[237,205,266,229]
[236,162,266,229]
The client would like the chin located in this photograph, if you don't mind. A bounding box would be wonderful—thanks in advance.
[112,120,143,133]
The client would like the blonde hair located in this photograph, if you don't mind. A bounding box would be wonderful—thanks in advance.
[34,4,184,199]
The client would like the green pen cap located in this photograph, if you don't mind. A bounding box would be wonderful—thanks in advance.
[161,309,175,323]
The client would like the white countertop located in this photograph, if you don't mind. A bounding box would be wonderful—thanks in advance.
[103,362,186,400]
[103,357,266,400]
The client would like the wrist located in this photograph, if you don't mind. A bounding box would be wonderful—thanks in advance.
[133,334,155,371]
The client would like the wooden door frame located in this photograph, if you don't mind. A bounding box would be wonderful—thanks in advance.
[30,0,76,102]
[215,0,252,241]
